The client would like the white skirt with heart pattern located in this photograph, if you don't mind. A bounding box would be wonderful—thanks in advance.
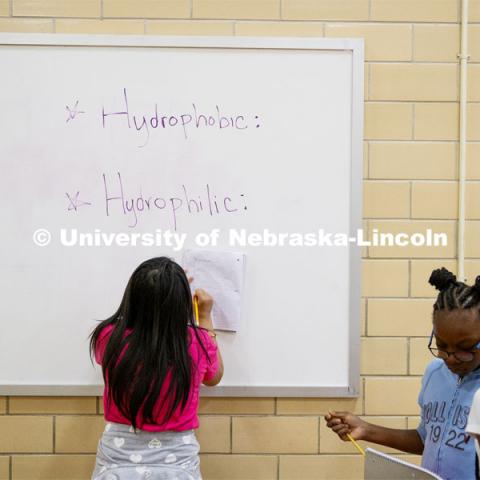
[91,422,201,480]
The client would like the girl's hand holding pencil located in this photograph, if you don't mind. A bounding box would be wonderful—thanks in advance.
[325,410,367,454]
[185,269,214,330]
[193,288,214,330]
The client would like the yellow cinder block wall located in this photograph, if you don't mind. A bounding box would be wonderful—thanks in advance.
[1,0,479,479]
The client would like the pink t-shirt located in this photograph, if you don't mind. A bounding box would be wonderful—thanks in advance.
[95,324,219,432]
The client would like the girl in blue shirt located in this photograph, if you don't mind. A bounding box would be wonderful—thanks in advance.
[325,267,480,480]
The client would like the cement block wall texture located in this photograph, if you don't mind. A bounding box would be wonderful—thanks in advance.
[0,0,8,16]
[1,1,477,478]
[0,457,8,480]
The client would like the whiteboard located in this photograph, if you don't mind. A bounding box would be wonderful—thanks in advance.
[0,34,363,396]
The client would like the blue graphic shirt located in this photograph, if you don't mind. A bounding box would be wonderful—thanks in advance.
[418,359,480,480]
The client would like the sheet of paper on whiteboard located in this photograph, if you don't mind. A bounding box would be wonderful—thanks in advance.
[182,249,246,332]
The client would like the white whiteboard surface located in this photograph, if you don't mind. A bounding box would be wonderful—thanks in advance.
[0,34,363,397]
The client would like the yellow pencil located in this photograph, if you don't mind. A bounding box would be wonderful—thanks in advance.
[346,433,365,456]
[193,296,200,326]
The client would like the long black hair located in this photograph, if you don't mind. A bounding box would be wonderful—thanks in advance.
[89,256,206,430]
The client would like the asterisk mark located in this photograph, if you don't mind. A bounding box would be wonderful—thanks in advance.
[66,100,85,123]
[66,191,91,211]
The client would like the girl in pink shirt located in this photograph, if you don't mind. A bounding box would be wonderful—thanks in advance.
[89,257,223,480]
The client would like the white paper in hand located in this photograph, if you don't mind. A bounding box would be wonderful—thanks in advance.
[183,249,245,332]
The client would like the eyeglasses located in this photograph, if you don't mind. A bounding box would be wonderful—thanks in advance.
[428,330,480,363]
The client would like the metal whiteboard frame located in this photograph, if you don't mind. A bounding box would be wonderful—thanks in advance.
[0,33,363,397]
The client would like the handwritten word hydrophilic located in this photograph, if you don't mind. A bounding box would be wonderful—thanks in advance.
[100,172,247,230]
[102,89,261,147]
